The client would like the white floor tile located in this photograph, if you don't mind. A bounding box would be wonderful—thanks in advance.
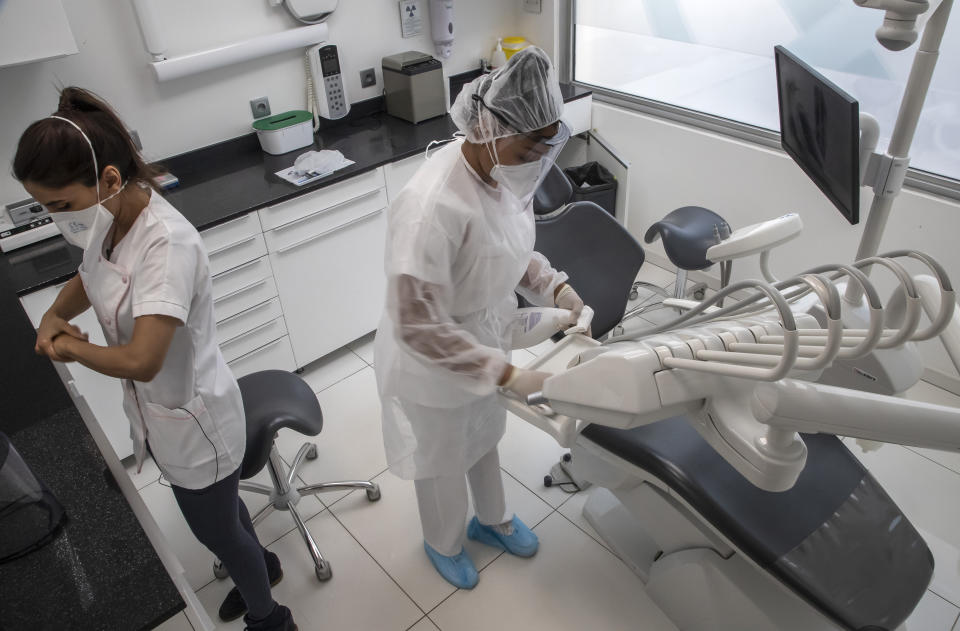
[274,367,387,507]
[557,486,613,553]
[903,380,960,474]
[954,614,960,631]
[298,346,367,394]
[498,413,571,508]
[429,512,679,631]
[634,262,677,288]
[330,465,553,612]
[124,453,162,490]
[348,331,376,366]
[154,611,194,631]
[408,616,441,631]
[901,590,960,631]
[844,440,960,607]
[139,481,216,591]
[196,509,422,631]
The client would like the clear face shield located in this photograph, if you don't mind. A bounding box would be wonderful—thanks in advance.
[474,94,570,202]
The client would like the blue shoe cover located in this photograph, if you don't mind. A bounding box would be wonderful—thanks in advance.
[423,541,478,589]
[467,515,539,557]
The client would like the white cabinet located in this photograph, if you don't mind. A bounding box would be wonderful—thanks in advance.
[268,201,388,368]
[20,284,134,459]
[0,0,78,69]
[384,153,427,202]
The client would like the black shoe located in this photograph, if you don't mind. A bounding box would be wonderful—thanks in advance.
[218,551,284,622]
[244,604,297,631]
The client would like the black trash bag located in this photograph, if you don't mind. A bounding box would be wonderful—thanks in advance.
[563,161,618,217]
[0,431,66,564]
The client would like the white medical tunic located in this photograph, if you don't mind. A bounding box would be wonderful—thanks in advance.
[375,140,567,480]
[78,189,245,490]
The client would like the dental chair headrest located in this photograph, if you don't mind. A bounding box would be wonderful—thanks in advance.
[533,163,573,215]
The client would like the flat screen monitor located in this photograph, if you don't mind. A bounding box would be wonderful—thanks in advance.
[775,45,860,225]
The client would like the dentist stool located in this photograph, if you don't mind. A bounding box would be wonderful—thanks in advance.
[212,370,381,582]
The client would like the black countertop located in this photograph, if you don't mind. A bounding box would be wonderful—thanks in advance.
[2,86,592,297]
[0,408,184,630]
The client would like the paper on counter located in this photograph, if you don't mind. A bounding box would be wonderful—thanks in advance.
[275,159,355,187]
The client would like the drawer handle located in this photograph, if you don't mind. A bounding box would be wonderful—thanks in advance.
[276,208,383,255]
[229,337,285,365]
[270,189,382,233]
[212,256,265,280]
[214,278,268,304]
[208,235,256,257]
[218,297,276,326]
[221,318,283,349]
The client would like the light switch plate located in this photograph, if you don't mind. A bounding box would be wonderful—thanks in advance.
[522,0,542,14]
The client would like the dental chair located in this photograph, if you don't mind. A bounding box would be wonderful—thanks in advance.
[517,173,935,629]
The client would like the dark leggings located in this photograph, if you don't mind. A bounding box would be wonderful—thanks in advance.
[170,467,275,620]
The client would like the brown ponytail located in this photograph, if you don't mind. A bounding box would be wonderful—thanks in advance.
[12,87,166,191]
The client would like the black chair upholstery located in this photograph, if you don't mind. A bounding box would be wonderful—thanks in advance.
[582,418,933,631]
[534,201,645,339]
[237,370,324,480]
[533,163,574,215]
[644,206,730,271]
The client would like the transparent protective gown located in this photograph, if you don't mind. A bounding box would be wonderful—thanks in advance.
[374,139,567,479]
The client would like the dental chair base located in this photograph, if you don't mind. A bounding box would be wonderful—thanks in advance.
[569,421,932,631]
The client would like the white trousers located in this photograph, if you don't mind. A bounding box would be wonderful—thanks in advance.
[414,446,509,556]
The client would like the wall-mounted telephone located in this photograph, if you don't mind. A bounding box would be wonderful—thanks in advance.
[306,43,349,128]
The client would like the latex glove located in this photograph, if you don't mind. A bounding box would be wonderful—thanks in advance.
[36,312,87,362]
[501,367,553,398]
[554,284,584,323]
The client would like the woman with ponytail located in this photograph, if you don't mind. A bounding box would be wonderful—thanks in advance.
[14,88,297,631]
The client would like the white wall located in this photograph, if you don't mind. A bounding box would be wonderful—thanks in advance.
[0,0,528,204]
[592,101,960,384]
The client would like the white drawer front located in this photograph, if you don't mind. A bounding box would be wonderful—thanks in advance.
[258,167,385,231]
[208,232,267,277]
[211,256,273,301]
[213,275,278,322]
[201,213,262,254]
[220,316,288,363]
[264,188,386,253]
[216,297,283,345]
[228,335,296,379]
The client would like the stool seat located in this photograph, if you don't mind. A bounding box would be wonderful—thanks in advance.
[237,370,324,480]
[644,206,730,271]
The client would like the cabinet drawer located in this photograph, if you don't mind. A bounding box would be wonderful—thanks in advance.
[213,275,278,322]
[211,256,273,302]
[258,167,385,231]
[208,232,267,277]
[264,188,386,253]
[216,297,283,345]
[220,316,288,363]
[228,335,296,379]
[201,213,261,254]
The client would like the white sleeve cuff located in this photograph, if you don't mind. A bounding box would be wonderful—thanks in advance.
[132,300,188,324]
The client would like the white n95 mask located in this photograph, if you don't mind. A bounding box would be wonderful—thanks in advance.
[490,159,543,201]
[50,186,123,250]
[46,115,125,251]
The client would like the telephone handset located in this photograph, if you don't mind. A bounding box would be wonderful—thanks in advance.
[306,43,349,128]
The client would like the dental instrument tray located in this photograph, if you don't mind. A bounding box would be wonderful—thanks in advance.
[499,335,601,447]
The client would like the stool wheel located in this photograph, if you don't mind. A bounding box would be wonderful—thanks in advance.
[213,559,229,579]
[562,453,572,463]
[366,484,382,502]
[315,560,332,581]
[306,444,318,460]
[544,475,554,487]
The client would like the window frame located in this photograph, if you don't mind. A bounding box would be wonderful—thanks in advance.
[560,1,960,202]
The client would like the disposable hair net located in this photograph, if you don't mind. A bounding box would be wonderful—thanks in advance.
[451,46,564,143]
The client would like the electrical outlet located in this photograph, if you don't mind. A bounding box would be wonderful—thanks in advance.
[250,96,271,119]
[359,68,377,88]
[522,0,542,14]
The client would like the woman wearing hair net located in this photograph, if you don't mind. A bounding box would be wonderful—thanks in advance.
[374,47,586,588]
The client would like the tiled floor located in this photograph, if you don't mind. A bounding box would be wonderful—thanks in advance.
[144,262,960,631]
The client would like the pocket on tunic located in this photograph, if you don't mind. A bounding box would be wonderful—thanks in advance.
[142,394,221,488]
